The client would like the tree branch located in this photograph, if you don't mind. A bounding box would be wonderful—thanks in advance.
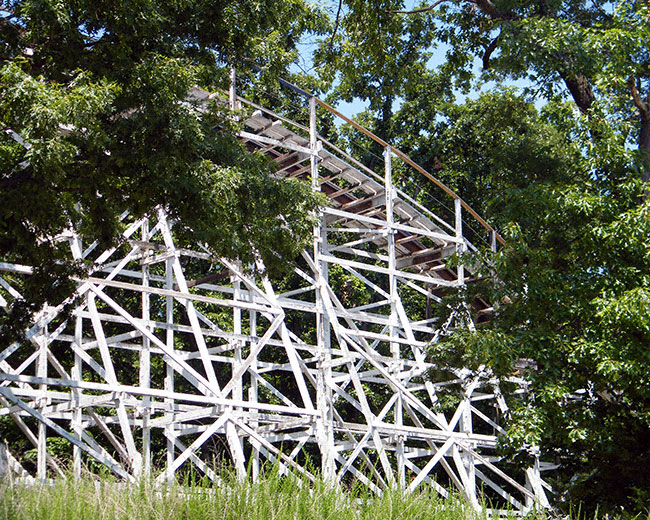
[627,76,650,122]
[391,0,452,15]
[558,66,595,114]
[327,0,343,51]
[392,0,516,21]
[482,34,500,70]
[473,0,515,20]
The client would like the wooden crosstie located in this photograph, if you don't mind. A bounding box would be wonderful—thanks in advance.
[0,76,550,515]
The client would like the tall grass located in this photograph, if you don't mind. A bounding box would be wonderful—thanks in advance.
[0,468,493,520]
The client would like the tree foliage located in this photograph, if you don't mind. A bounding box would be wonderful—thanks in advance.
[0,0,328,341]
[318,0,650,514]
[3,0,650,513]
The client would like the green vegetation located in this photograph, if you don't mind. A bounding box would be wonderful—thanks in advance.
[2,0,650,516]
[0,0,328,342]
[321,1,650,515]
[0,472,490,520]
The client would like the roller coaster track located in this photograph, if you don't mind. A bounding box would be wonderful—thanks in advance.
[0,76,550,514]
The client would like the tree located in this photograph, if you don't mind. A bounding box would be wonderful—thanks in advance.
[315,0,436,142]
[317,0,650,513]
[425,92,650,514]
[0,0,328,342]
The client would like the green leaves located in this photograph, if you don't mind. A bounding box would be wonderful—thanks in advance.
[402,88,650,512]
[169,157,325,276]
[596,288,650,334]
[317,0,650,512]
[0,0,327,342]
[315,0,436,139]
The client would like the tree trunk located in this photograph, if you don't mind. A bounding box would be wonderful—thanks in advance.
[559,71,595,114]
[639,118,650,199]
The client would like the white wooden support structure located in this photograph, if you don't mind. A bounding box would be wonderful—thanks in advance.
[0,78,547,515]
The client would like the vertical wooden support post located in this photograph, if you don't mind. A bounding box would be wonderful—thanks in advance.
[459,394,476,502]
[36,328,47,481]
[248,299,260,480]
[385,145,397,311]
[0,444,7,480]
[309,96,319,197]
[232,267,245,468]
[229,68,237,111]
[455,198,465,285]
[455,200,473,503]
[71,233,83,479]
[490,229,497,253]
[140,218,151,477]
[385,145,404,486]
[310,96,334,481]
[72,315,83,479]
[233,272,243,404]
[164,256,176,483]
[524,469,534,511]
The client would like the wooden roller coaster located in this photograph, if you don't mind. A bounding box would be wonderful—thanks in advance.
[0,72,550,515]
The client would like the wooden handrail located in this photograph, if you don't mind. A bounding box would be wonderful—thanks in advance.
[230,71,505,247]
[314,98,506,247]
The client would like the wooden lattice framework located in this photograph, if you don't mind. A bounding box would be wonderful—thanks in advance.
[0,76,551,514]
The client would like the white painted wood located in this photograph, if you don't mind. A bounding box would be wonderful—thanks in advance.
[0,85,548,513]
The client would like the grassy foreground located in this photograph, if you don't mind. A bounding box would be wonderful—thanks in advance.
[0,471,497,520]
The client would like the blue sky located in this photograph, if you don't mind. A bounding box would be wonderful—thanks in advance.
[292,0,541,120]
